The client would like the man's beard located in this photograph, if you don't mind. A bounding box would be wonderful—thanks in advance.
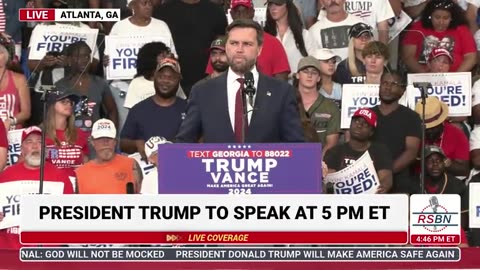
[212,61,229,73]
[228,57,256,74]
[157,89,177,99]
[155,83,179,99]
[25,152,41,167]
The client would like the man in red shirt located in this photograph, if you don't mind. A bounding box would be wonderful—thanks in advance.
[0,126,74,250]
[415,97,470,178]
[205,0,291,81]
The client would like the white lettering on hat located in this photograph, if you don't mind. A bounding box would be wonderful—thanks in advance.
[359,109,372,119]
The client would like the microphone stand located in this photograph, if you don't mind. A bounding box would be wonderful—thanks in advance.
[38,86,49,195]
[241,86,248,143]
[242,76,256,143]
[419,87,427,195]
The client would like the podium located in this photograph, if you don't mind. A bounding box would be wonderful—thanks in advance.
[157,143,323,194]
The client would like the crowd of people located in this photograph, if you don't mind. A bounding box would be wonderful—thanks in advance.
[0,0,479,248]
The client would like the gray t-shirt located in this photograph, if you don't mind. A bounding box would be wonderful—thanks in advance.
[55,75,113,131]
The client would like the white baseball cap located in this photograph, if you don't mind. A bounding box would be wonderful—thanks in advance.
[91,119,116,139]
[144,136,171,158]
[312,49,341,63]
[126,0,134,7]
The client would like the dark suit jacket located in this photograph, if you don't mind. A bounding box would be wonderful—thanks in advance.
[175,72,305,143]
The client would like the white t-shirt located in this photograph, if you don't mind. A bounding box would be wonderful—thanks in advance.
[309,14,364,61]
[344,0,394,27]
[317,0,394,38]
[276,28,315,74]
[110,17,176,55]
[141,170,158,194]
[472,79,480,107]
[124,76,187,109]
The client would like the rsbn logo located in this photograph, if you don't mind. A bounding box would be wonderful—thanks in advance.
[411,196,459,232]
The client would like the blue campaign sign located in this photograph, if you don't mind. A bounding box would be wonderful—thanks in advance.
[157,143,322,194]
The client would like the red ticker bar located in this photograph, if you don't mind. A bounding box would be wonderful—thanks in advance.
[21,231,408,245]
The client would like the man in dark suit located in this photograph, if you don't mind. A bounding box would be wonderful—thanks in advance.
[175,19,304,143]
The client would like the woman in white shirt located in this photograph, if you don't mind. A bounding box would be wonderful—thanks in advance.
[264,0,315,79]
[125,42,186,110]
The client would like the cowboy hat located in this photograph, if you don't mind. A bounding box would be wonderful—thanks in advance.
[414,96,449,129]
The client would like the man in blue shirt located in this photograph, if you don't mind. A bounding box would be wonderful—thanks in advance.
[120,57,186,161]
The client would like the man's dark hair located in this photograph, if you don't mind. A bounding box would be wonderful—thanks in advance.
[226,19,264,46]
[381,69,407,87]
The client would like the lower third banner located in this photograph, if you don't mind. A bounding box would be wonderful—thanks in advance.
[19,247,460,262]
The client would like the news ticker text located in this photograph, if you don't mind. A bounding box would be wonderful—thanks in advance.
[20,247,460,262]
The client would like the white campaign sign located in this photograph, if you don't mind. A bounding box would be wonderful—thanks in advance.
[28,24,98,60]
[324,151,380,194]
[6,129,23,167]
[341,84,407,129]
[128,153,155,178]
[105,35,171,80]
[389,11,412,43]
[341,84,381,129]
[405,72,472,117]
[0,181,64,229]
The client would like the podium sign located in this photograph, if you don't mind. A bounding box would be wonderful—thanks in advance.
[157,143,322,194]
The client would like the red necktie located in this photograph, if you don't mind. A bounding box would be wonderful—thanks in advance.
[234,78,246,143]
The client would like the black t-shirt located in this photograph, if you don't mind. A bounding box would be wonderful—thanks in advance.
[324,142,393,172]
[120,97,187,142]
[154,0,228,95]
[371,105,422,160]
[334,57,365,85]
[371,105,422,193]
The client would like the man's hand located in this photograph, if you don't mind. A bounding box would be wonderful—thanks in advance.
[0,212,4,222]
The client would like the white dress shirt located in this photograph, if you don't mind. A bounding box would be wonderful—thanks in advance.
[276,28,315,75]
[227,67,259,131]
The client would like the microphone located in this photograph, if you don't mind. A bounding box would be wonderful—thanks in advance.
[126,182,135,194]
[429,195,439,230]
[429,196,439,213]
[244,71,256,107]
